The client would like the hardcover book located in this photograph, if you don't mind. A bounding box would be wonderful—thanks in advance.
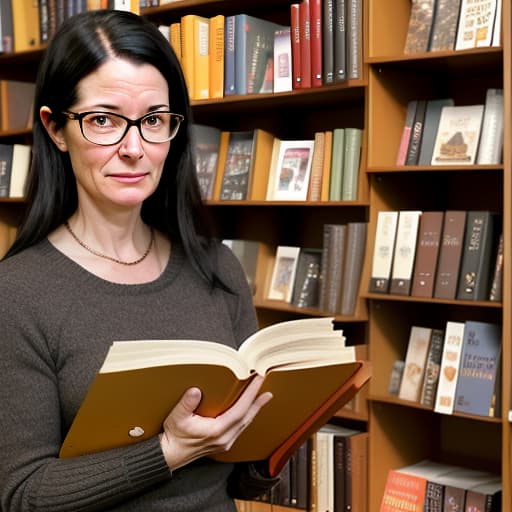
[465,478,502,511]
[0,143,13,198]
[419,328,445,408]
[434,321,466,415]
[322,0,335,84]
[310,0,323,87]
[290,3,302,89]
[453,321,502,417]
[428,0,462,51]
[476,88,504,165]
[488,232,503,302]
[431,105,485,165]
[191,124,221,200]
[59,317,371,479]
[341,127,362,200]
[433,210,467,299]
[398,326,433,402]
[389,210,422,295]
[333,0,346,83]
[307,131,326,201]
[223,15,236,96]
[291,248,322,309]
[405,99,427,165]
[396,100,418,166]
[267,245,301,302]
[410,211,444,297]
[208,14,225,99]
[299,0,312,89]
[456,211,496,301]
[369,211,399,293]
[273,28,293,93]
[329,128,345,201]
[8,143,31,198]
[266,139,315,201]
[403,0,436,53]
[455,0,498,50]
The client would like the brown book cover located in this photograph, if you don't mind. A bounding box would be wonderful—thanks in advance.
[291,3,302,89]
[403,0,436,54]
[59,317,371,478]
[307,131,326,201]
[429,0,462,51]
[488,232,503,302]
[411,211,444,297]
[345,431,369,512]
[465,478,502,511]
[433,211,467,299]
[456,211,496,301]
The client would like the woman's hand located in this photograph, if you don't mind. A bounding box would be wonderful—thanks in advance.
[159,376,273,471]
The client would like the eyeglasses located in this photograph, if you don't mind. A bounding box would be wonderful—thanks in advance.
[61,110,185,146]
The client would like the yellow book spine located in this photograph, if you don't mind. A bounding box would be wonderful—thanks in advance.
[209,15,225,99]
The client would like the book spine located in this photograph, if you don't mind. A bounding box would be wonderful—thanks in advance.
[477,88,504,165]
[456,211,495,301]
[333,0,346,82]
[299,0,312,89]
[234,15,248,95]
[273,28,293,93]
[322,0,334,84]
[369,211,399,293]
[389,211,422,295]
[433,210,467,299]
[209,15,224,99]
[307,131,325,201]
[310,0,323,87]
[396,100,418,165]
[341,127,362,200]
[405,99,427,165]
[488,232,503,301]
[0,144,13,198]
[329,128,345,201]
[193,17,209,100]
[325,224,347,313]
[291,3,302,89]
[419,328,445,408]
[346,0,362,79]
[434,321,466,415]
[410,211,444,297]
[223,16,236,96]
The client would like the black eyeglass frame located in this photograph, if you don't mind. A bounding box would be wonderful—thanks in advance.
[61,110,185,146]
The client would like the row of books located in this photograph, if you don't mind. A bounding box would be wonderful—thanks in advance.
[396,88,504,167]
[390,320,501,418]
[404,0,502,54]
[381,459,501,511]
[193,124,363,203]
[0,1,141,54]
[0,143,32,199]
[369,210,503,302]
[265,222,367,316]
[250,425,368,512]
[0,79,35,132]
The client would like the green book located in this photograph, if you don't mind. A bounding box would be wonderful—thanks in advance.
[329,128,345,201]
[341,128,362,201]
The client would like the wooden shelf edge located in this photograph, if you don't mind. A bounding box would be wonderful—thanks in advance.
[362,292,502,308]
[368,394,502,424]
[366,164,503,173]
[205,199,370,207]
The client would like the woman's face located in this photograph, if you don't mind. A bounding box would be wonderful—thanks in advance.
[47,57,172,211]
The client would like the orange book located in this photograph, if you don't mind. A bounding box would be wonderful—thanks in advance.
[169,22,182,63]
[248,129,275,201]
[307,131,326,201]
[11,0,41,53]
[59,317,371,477]
[211,130,231,200]
[209,14,225,99]
[181,15,210,100]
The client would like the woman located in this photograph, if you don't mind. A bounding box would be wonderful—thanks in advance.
[0,9,277,511]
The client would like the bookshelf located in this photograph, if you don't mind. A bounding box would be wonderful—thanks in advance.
[0,0,510,510]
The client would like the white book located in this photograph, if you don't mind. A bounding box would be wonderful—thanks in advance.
[369,211,399,293]
[492,0,502,46]
[476,88,504,164]
[8,144,31,198]
[434,321,466,415]
[455,0,498,50]
[398,326,433,402]
[431,105,484,165]
[267,246,301,302]
[389,211,422,295]
[273,28,292,93]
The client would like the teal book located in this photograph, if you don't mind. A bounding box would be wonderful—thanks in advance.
[453,321,502,417]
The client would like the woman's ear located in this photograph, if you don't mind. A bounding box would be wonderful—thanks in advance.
[40,106,68,152]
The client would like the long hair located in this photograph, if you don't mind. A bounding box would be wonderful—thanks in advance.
[4,9,222,288]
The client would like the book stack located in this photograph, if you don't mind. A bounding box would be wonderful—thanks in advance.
[369,210,503,303]
[264,222,367,316]
[396,89,504,167]
[390,320,502,418]
[403,0,501,53]
[191,124,363,203]
[381,460,502,512]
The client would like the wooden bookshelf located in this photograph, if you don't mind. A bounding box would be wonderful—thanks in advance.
[0,0,510,510]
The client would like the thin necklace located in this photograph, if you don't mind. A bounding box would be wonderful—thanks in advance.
[64,221,154,266]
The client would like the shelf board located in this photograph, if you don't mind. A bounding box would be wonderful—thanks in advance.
[363,292,502,308]
[366,164,503,174]
[206,199,370,207]
[368,394,502,424]
[367,47,503,74]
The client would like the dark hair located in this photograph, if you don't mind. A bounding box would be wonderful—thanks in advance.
[4,9,221,288]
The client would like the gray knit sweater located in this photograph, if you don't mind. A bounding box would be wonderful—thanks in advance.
[0,239,274,511]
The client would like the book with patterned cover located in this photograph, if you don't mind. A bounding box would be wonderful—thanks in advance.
[403,0,436,53]
[429,0,462,51]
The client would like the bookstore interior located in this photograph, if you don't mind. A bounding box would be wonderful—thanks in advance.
[0,0,510,510]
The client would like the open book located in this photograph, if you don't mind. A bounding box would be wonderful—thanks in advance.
[60,317,371,476]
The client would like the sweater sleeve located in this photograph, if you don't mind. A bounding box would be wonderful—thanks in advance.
[0,287,171,511]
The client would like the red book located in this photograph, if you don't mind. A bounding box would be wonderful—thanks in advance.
[309,0,323,87]
[290,3,302,89]
[299,0,312,89]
